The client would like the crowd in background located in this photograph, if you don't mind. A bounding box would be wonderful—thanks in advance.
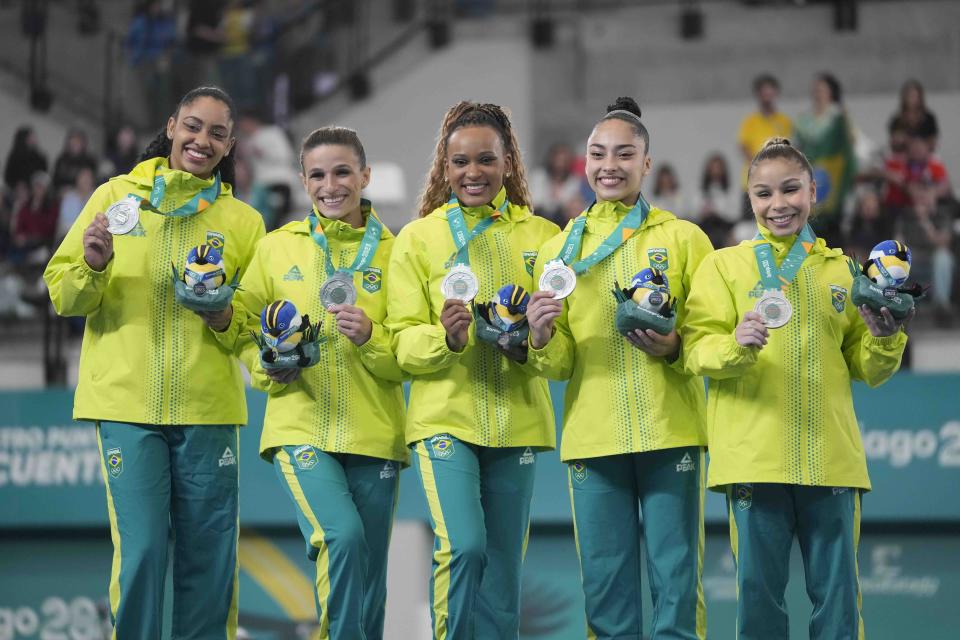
[531,75,957,327]
[0,72,955,329]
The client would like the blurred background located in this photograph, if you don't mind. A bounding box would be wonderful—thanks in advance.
[0,0,958,638]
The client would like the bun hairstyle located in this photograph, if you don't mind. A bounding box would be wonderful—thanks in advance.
[599,96,650,153]
[299,126,367,171]
[748,137,814,182]
[139,86,237,185]
[417,101,532,218]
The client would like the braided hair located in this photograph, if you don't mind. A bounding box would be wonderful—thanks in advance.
[417,101,531,218]
[138,86,237,185]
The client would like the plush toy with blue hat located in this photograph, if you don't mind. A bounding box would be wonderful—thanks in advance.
[474,284,531,361]
[171,244,241,312]
[850,240,925,319]
[250,299,325,369]
[612,267,676,336]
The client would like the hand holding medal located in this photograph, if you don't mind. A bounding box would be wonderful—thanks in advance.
[736,311,770,349]
[328,303,373,346]
[82,213,114,272]
[441,298,472,352]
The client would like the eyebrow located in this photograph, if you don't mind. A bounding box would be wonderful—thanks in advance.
[308,164,353,174]
[183,116,229,131]
[589,143,637,151]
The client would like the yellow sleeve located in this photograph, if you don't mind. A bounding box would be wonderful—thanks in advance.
[681,252,759,379]
[386,225,463,375]
[525,245,575,380]
[670,224,715,373]
[209,212,267,353]
[43,188,114,317]
[841,316,907,388]
[355,320,407,382]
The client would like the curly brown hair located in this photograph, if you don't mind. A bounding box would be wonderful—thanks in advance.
[416,101,532,218]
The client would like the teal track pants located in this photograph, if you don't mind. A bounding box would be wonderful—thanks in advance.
[273,446,400,640]
[568,447,707,640]
[96,421,240,640]
[413,434,538,640]
[726,483,864,640]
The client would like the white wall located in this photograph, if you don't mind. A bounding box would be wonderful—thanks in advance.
[291,38,534,231]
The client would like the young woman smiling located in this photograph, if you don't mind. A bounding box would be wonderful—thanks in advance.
[682,137,910,639]
[386,101,559,639]
[212,127,406,639]
[44,86,265,638]
[526,96,714,640]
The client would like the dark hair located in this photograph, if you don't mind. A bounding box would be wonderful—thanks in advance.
[753,73,780,93]
[598,96,650,153]
[418,101,531,218]
[701,153,729,193]
[816,72,843,105]
[747,137,814,183]
[299,126,367,171]
[652,164,678,197]
[899,78,926,112]
[11,126,35,153]
[138,86,237,185]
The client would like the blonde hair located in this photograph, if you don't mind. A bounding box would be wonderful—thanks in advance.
[416,101,531,218]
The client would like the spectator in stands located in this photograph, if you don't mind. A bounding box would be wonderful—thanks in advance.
[230,156,271,224]
[846,186,895,260]
[890,133,956,326]
[181,0,226,93]
[795,72,856,248]
[737,74,792,211]
[10,171,58,266]
[888,79,939,150]
[56,166,95,243]
[219,0,258,113]
[236,112,298,229]
[529,142,585,227]
[126,0,177,126]
[692,152,736,248]
[651,163,687,219]
[52,129,98,195]
[4,126,48,191]
[103,125,140,178]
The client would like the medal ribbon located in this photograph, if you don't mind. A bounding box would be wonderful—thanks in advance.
[132,171,222,218]
[752,224,816,291]
[308,200,383,278]
[445,195,508,266]
[555,196,651,274]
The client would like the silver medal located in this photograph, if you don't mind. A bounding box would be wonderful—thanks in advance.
[538,259,577,299]
[105,197,141,235]
[755,291,793,328]
[320,272,357,307]
[441,265,480,302]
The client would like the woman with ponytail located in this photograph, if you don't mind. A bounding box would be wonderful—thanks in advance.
[526,97,714,639]
[682,137,908,639]
[386,101,558,639]
[44,86,265,638]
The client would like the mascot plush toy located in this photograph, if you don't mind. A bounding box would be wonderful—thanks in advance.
[171,244,240,312]
[612,268,676,337]
[250,300,324,369]
[474,284,531,362]
[850,240,924,319]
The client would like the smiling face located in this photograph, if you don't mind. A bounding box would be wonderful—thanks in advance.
[300,143,370,227]
[748,157,817,237]
[165,96,235,179]
[445,125,512,207]
[585,118,651,205]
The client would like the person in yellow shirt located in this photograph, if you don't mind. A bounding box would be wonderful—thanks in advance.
[738,74,793,201]
[386,101,558,639]
[682,138,909,640]
[206,127,406,639]
[526,96,713,640]
[44,86,265,639]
